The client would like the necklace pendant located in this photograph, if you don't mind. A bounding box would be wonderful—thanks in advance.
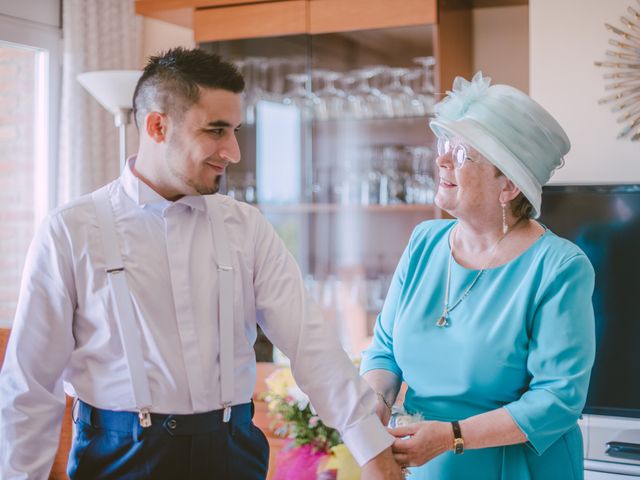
[436,316,448,328]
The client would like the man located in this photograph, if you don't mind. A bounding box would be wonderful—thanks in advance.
[0,48,402,479]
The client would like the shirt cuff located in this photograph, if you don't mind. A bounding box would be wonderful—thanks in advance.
[340,413,394,466]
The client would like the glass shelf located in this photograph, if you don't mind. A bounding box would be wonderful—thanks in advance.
[310,113,436,123]
[258,202,438,214]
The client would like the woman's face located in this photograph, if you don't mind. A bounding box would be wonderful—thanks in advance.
[434,138,507,221]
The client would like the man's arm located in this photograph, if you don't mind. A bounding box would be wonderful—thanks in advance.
[250,212,398,471]
[0,214,76,479]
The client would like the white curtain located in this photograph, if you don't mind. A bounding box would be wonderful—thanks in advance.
[58,0,142,204]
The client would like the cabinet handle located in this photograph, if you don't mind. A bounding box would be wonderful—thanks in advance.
[605,441,640,461]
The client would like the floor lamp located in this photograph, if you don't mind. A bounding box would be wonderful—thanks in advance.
[77,70,143,171]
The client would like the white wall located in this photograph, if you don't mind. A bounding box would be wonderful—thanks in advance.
[473,5,529,93]
[0,0,60,27]
[530,0,639,184]
[142,18,195,66]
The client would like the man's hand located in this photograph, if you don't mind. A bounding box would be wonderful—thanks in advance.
[390,421,451,468]
[360,447,404,480]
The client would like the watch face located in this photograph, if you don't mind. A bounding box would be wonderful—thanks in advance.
[453,438,464,455]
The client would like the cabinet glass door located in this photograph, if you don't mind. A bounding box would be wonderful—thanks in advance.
[203,24,441,359]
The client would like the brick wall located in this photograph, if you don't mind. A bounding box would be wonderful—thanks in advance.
[0,46,37,326]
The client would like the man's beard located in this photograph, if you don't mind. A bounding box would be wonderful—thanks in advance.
[166,132,222,196]
[168,161,222,196]
[192,174,221,195]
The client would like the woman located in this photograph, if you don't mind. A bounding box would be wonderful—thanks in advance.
[360,72,595,480]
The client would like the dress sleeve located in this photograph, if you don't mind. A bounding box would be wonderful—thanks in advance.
[504,253,596,455]
[359,229,414,379]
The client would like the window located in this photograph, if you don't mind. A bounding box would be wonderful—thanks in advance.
[0,12,60,327]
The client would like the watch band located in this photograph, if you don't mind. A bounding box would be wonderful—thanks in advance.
[451,420,464,455]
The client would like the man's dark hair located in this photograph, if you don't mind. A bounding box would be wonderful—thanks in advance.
[133,47,245,129]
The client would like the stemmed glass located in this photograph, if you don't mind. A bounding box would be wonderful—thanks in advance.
[381,67,418,117]
[378,146,405,204]
[312,70,348,120]
[358,147,381,206]
[345,67,393,119]
[282,73,318,118]
[402,68,429,116]
[413,56,437,114]
[404,146,436,204]
[234,57,270,125]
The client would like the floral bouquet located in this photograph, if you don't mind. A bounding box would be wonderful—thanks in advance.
[262,367,360,480]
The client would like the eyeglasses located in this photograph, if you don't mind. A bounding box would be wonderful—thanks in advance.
[437,137,474,169]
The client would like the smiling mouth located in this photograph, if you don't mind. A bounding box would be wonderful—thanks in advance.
[440,178,457,187]
[206,163,227,174]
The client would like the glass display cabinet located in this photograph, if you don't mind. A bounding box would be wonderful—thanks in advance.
[202,25,442,359]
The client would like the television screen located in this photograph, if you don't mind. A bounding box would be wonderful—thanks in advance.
[539,185,640,418]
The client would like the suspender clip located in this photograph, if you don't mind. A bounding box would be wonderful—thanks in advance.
[138,408,152,428]
[218,264,233,272]
[223,404,232,423]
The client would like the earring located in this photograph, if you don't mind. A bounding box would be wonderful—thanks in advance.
[501,203,508,235]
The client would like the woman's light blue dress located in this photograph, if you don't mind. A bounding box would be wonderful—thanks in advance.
[360,220,596,480]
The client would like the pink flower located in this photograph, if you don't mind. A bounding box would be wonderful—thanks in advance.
[308,416,320,428]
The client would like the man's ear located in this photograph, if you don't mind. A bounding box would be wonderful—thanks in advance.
[145,111,168,143]
[499,177,521,204]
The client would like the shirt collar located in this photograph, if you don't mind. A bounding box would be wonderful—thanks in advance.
[121,156,206,212]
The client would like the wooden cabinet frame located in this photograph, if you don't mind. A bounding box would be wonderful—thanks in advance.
[194,1,308,42]
[135,0,473,108]
[135,0,437,34]
[308,0,436,34]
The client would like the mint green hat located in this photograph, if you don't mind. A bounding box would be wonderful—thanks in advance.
[429,72,570,218]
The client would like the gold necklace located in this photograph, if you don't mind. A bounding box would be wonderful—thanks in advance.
[436,221,520,328]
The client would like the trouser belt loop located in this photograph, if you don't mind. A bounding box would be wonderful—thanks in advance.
[132,413,141,442]
[71,397,80,425]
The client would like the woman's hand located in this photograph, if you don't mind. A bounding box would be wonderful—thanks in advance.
[389,421,452,468]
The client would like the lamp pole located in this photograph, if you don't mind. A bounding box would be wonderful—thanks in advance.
[76,70,142,173]
[114,108,132,171]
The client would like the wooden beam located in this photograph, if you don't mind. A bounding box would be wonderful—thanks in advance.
[194,1,308,42]
[136,0,282,11]
[438,0,527,8]
[135,0,305,29]
[472,0,527,7]
[135,1,194,28]
[433,5,473,96]
[309,0,437,35]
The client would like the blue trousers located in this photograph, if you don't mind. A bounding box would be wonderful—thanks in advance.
[67,401,269,480]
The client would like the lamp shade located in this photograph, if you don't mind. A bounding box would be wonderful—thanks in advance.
[77,70,143,114]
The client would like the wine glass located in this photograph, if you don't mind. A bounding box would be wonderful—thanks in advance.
[345,67,392,119]
[381,67,417,117]
[312,70,348,120]
[413,56,437,114]
[282,73,317,118]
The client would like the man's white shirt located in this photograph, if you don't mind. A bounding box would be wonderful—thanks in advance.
[0,158,393,478]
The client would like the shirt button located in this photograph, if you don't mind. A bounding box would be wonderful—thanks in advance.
[167,418,177,430]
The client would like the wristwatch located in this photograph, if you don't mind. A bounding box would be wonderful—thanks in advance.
[451,421,464,455]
